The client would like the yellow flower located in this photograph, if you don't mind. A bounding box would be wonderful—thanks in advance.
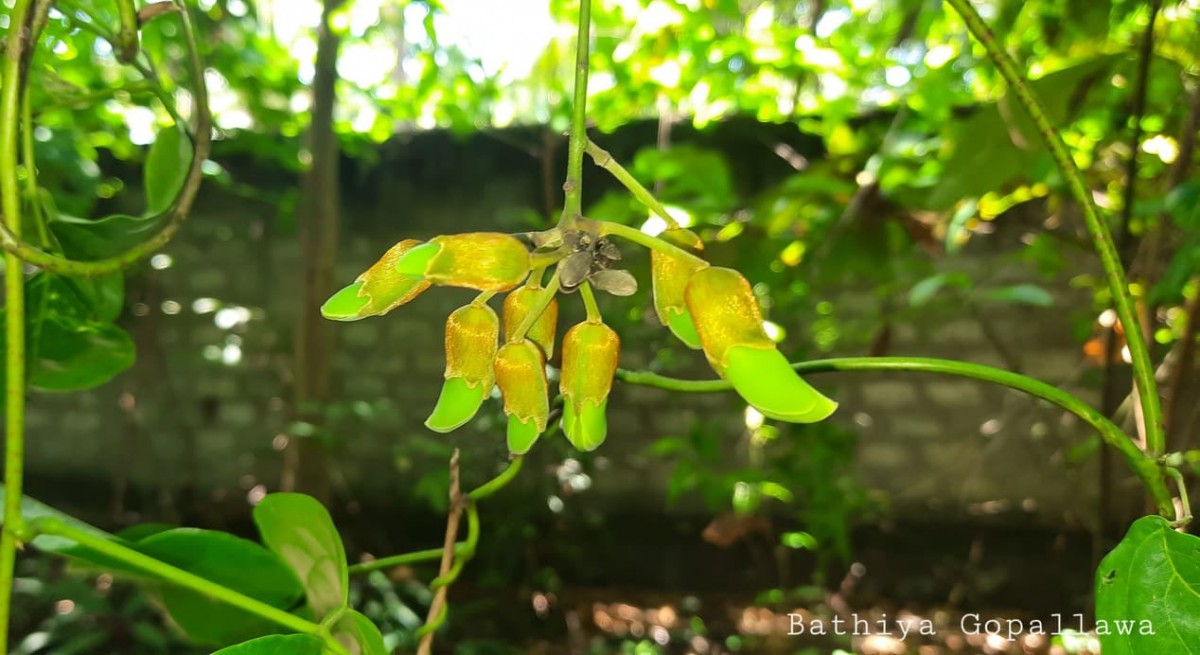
[560,321,620,451]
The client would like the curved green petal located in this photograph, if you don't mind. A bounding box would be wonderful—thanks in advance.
[665,311,702,350]
[321,282,371,321]
[507,415,541,455]
[425,377,487,433]
[563,399,608,452]
[725,346,838,423]
[393,242,442,275]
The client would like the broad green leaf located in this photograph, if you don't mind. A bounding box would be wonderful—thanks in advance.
[253,493,348,620]
[1095,516,1200,654]
[29,315,135,391]
[908,273,971,307]
[212,634,325,655]
[145,124,193,215]
[332,610,388,655]
[134,528,305,646]
[50,212,166,261]
[983,284,1054,307]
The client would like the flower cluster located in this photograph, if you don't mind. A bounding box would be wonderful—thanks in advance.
[323,228,836,454]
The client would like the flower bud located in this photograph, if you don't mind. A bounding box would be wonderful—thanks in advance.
[426,304,499,433]
[394,233,531,292]
[560,322,620,451]
[651,246,708,349]
[685,267,836,423]
[503,287,559,359]
[322,239,430,321]
[494,340,549,454]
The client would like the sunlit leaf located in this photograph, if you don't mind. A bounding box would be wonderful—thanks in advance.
[145,123,193,215]
[253,493,348,619]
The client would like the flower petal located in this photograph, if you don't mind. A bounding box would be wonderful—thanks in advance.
[425,377,488,433]
[725,346,837,423]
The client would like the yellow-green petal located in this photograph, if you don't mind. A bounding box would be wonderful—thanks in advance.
[562,398,608,452]
[651,248,707,350]
[321,282,372,321]
[724,345,837,423]
[393,242,442,276]
[503,287,558,358]
[443,304,499,388]
[494,340,549,434]
[684,266,774,373]
[507,415,541,455]
[425,233,531,291]
[425,377,487,433]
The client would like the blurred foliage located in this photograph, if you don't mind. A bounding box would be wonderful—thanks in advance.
[11,0,1200,650]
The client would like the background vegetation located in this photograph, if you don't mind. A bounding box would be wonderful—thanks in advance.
[2,0,1199,653]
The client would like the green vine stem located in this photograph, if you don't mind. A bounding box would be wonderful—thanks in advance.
[944,0,1164,457]
[25,517,347,653]
[617,357,1175,518]
[558,0,591,227]
[0,0,35,645]
[348,456,524,576]
[115,0,139,63]
[584,139,681,232]
[510,271,560,342]
[0,0,211,277]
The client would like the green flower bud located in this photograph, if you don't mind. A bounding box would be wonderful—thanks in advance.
[392,233,531,292]
[503,287,559,359]
[560,321,620,451]
[425,304,499,433]
[685,267,837,423]
[322,239,430,321]
[494,340,549,454]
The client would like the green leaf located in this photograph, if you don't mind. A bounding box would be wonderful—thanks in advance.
[983,284,1054,307]
[134,528,305,646]
[212,634,325,655]
[30,314,135,391]
[145,123,193,215]
[1095,516,1200,654]
[331,610,388,655]
[50,212,166,261]
[253,493,348,620]
[907,273,971,307]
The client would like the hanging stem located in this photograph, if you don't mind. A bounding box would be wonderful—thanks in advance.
[617,356,1176,518]
[0,0,34,648]
[943,0,1164,458]
[590,218,707,265]
[510,270,560,342]
[579,282,601,323]
[559,0,592,227]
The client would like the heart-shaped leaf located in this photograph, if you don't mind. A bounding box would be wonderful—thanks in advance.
[134,528,305,646]
[1095,515,1200,654]
[253,493,348,620]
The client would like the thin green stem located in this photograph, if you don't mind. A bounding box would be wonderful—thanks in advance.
[0,0,211,276]
[579,282,601,323]
[510,270,560,343]
[0,1,35,648]
[944,0,1164,458]
[617,356,1174,517]
[585,139,680,231]
[348,546,462,576]
[591,218,706,266]
[348,456,523,576]
[1165,467,1192,527]
[468,456,524,502]
[27,517,328,640]
[559,0,592,227]
[431,503,479,589]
